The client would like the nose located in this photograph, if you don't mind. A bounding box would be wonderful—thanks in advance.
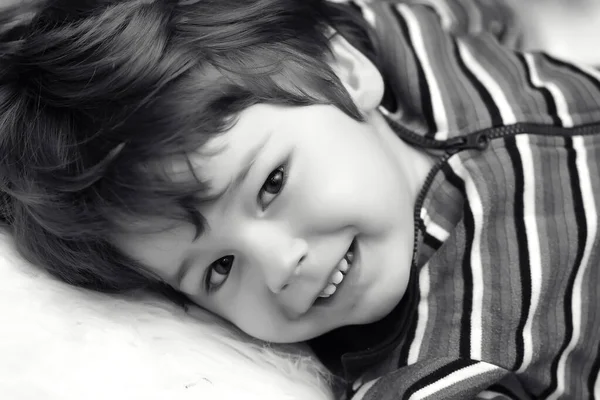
[241,225,308,294]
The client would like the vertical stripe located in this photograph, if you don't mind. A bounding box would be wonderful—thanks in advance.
[397,4,449,140]
[591,345,600,399]
[408,263,431,364]
[460,191,474,358]
[505,137,530,371]
[522,53,573,127]
[542,137,587,398]
[515,135,543,374]
[547,136,597,400]
[449,156,484,360]
[389,5,437,136]
[451,40,503,128]
[353,0,377,28]
[517,53,562,126]
[456,40,517,125]
[440,163,473,357]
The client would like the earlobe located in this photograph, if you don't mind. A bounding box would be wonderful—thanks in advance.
[327,32,384,113]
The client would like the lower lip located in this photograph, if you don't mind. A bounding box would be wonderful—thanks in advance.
[313,241,360,308]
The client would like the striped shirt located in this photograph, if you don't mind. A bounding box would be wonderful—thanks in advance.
[309,1,600,399]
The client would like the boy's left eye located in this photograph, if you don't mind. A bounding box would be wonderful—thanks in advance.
[258,164,287,210]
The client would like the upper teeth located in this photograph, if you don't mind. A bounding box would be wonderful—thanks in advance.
[318,250,354,298]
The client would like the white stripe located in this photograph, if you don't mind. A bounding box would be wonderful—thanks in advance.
[408,262,431,364]
[547,136,598,400]
[478,390,509,400]
[515,135,543,374]
[523,53,574,128]
[596,367,600,400]
[353,1,377,28]
[408,362,500,400]
[421,209,451,243]
[351,377,379,400]
[457,40,517,125]
[449,156,484,360]
[397,4,450,140]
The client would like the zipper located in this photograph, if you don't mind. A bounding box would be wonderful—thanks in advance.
[386,119,600,268]
[385,113,600,154]
[410,153,450,267]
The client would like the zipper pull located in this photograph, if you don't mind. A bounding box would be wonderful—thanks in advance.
[445,132,490,153]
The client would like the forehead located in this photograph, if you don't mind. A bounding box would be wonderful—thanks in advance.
[169,105,276,194]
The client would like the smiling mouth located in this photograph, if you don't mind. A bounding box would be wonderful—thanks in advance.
[314,238,357,304]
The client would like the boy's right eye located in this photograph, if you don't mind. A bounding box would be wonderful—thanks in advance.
[204,256,234,293]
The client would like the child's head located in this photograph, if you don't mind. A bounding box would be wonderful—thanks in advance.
[0,0,418,343]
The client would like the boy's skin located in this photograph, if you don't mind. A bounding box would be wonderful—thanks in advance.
[114,33,436,343]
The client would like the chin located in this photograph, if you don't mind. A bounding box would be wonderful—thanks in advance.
[359,291,405,324]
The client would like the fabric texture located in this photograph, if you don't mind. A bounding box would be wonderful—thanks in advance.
[310,1,600,399]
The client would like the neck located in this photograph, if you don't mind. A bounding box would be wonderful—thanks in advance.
[368,109,437,204]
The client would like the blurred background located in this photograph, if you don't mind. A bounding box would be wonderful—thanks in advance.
[519,0,600,65]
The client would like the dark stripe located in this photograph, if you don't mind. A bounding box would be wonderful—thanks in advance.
[588,344,600,397]
[488,384,518,399]
[402,359,479,399]
[460,189,475,358]
[451,38,504,128]
[441,163,464,192]
[443,162,474,358]
[423,231,443,252]
[541,136,587,397]
[515,53,562,127]
[398,242,424,367]
[390,5,437,138]
[505,137,530,371]
[543,53,600,93]
[397,306,419,367]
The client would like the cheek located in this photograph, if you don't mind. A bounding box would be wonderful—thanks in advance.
[293,141,406,232]
[227,292,290,342]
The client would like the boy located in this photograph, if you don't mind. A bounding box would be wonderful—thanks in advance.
[1,0,599,399]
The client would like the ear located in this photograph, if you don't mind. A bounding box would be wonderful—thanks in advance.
[327,32,384,113]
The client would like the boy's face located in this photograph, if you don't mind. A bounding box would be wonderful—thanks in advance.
[114,34,429,343]
[116,103,420,342]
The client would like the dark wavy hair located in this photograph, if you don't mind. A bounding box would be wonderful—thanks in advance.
[0,0,379,304]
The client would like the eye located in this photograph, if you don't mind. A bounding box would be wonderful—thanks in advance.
[258,164,287,210]
[204,255,234,293]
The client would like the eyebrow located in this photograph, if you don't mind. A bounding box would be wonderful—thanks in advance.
[175,133,272,287]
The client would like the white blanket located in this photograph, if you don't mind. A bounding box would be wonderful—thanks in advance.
[0,231,333,400]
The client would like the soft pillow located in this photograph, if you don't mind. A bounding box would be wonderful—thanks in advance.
[0,231,334,400]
